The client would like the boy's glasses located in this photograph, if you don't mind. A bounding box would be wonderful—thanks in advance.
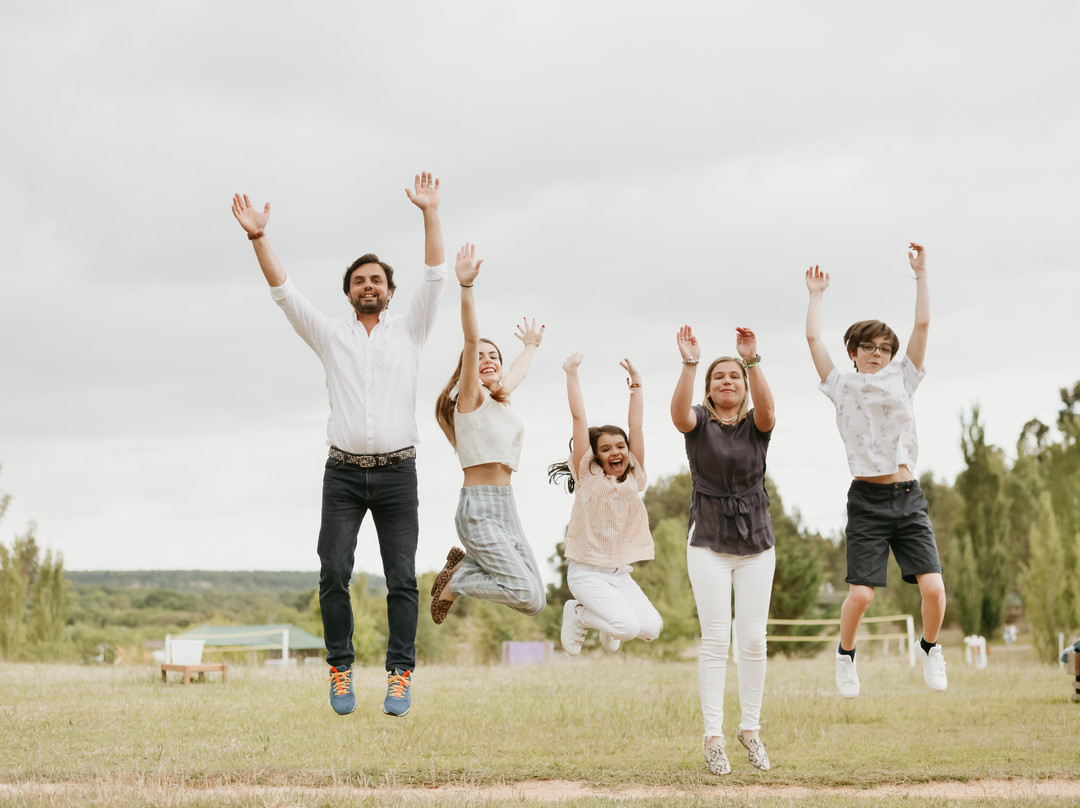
[857,343,894,355]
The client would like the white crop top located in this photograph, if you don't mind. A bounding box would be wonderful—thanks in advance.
[454,393,524,471]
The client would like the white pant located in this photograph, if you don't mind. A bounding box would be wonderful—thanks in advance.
[567,560,663,642]
[687,544,775,737]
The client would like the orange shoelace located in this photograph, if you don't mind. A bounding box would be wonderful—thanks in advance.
[328,666,352,696]
[386,669,411,698]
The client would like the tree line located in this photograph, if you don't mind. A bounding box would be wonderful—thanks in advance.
[2,384,1078,664]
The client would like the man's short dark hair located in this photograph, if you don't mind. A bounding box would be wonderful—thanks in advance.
[343,254,396,295]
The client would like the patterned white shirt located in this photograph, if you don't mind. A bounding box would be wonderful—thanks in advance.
[820,355,925,477]
[270,264,447,454]
[564,449,654,568]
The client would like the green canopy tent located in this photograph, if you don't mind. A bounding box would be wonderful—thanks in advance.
[171,624,325,665]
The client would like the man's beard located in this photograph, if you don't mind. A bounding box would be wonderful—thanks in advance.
[350,292,387,315]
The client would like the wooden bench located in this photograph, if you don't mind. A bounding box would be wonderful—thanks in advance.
[160,662,228,685]
[1067,651,1079,702]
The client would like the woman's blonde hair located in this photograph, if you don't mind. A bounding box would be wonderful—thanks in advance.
[435,339,509,449]
[701,356,750,425]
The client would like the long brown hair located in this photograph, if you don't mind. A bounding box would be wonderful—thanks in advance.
[702,356,750,425]
[435,339,510,449]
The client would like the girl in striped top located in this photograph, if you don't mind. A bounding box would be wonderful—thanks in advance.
[548,353,662,655]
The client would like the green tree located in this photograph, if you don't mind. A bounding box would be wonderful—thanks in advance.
[766,486,825,654]
[946,532,983,636]
[642,470,692,529]
[634,517,698,645]
[1019,493,1072,663]
[0,538,29,658]
[949,406,1009,637]
[349,573,388,665]
[28,548,67,645]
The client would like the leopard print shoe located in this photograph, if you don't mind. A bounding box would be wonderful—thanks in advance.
[430,547,465,625]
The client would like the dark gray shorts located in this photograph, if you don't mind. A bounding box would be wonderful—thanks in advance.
[844,479,942,587]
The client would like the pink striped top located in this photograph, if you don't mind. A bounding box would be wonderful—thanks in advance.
[564,449,654,568]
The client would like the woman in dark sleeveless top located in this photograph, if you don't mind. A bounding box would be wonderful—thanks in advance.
[670,325,776,776]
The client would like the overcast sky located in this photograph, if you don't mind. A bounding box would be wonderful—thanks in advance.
[2,2,1078,582]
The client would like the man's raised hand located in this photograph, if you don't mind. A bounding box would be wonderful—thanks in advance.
[405,171,440,212]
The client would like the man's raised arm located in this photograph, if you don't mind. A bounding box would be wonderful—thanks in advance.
[231,193,286,287]
[404,171,444,268]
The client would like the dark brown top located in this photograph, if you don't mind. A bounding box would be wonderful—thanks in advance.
[684,405,775,556]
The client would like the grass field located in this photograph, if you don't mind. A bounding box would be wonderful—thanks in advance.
[1,638,1077,807]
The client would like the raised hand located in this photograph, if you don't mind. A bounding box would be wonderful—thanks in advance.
[676,325,701,363]
[405,171,440,212]
[563,352,584,373]
[734,327,758,362]
[908,242,926,276]
[455,243,483,286]
[231,193,270,235]
[515,318,545,348]
[805,264,830,293]
[620,357,642,387]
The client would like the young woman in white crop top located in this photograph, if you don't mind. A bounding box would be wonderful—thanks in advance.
[548,353,662,657]
[430,243,547,624]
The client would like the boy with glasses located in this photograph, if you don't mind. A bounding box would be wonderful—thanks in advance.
[804,243,947,699]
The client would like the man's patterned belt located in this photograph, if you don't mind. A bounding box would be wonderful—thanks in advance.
[328,446,416,467]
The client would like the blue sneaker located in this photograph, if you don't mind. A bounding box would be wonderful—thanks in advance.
[328,665,355,715]
[383,668,412,717]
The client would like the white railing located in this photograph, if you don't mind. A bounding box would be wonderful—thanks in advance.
[734,613,916,666]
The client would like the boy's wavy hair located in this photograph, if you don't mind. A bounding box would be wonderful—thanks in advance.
[435,339,509,449]
[547,426,634,493]
[843,320,900,370]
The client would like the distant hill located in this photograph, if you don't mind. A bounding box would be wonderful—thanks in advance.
[64,570,385,593]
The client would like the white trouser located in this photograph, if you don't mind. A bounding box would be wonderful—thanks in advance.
[687,544,775,737]
[567,560,663,642]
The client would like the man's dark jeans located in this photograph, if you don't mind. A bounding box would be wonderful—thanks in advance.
[318,455,419,672]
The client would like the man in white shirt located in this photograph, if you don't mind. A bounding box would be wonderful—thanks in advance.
[231,173,445,718]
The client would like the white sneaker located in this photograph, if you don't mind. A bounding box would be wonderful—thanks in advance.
[835,652,860,698]
[919,642,948,691]
[560,600,587,656]
[599,631,621,653]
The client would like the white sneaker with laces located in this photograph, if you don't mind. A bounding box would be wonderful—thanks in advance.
[919,642,948,691]
[599,631,621,653]
[560,600,587,656]
[835,652,860,699]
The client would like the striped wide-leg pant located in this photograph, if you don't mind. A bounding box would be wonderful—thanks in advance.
[448,485,546,615]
